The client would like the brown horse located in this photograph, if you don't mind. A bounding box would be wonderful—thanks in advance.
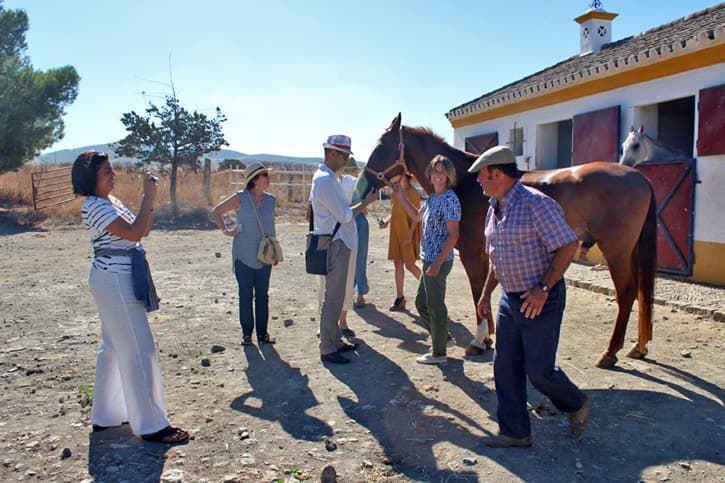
[360,114,657,368]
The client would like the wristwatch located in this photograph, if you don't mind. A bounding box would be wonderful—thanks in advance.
[538,282,550,293]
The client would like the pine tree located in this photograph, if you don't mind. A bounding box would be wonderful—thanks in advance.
[0,1,79,173]
[113,94,228,207]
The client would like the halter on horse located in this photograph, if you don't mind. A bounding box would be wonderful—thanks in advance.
[365,127,409,186]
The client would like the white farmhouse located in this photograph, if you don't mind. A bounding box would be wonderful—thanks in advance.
[446,3,725,285]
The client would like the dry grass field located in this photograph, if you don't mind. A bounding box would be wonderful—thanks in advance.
[0,163,318,229]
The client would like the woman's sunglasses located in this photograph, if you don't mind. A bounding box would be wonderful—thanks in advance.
[87,151,108,165]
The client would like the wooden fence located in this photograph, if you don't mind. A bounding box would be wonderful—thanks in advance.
[228,166,318,202]
[31,166,75,210]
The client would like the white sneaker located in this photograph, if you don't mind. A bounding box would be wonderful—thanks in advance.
[416,353,447,365]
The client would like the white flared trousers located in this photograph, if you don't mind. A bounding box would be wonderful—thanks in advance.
[88,267,170,435]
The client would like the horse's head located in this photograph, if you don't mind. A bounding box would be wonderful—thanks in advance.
[620,125,686,166]
[619,125,646,166]
[357,113,410,198]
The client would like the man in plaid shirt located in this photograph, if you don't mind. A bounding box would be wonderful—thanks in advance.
[468,145,590,448]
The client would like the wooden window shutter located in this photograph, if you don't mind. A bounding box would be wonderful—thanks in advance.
[697,84,725,156]
[465,132,498,155]
[572,105,620,165]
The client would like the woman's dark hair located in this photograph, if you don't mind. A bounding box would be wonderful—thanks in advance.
[246,177,257,191]
[71,151,109,196]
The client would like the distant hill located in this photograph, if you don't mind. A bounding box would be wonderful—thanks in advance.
[33,144,323,168]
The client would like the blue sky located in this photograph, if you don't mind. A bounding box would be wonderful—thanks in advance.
[7,0,719,161]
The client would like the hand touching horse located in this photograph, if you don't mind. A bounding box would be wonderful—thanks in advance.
[361,114,657,368]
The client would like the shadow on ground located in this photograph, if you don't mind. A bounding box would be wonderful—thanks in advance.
[88,426,172,482]
[230,345,333,441]
[321,322,724,481]
[327,340,487,481]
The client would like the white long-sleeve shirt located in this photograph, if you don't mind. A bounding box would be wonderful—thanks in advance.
[310,164,357,250]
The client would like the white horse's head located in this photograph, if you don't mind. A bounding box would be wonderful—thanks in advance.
[620,126,647,167]
[620,125,687,166]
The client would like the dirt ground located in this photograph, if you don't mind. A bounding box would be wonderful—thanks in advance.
[0,215,723,482]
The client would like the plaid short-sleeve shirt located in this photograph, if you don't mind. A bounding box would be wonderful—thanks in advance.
[485,181,577,293]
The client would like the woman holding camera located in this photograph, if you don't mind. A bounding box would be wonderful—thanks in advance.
[211,162,277,347]
[72,151,188,444]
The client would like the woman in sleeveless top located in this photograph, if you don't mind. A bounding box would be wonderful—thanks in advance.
[378,173,422,311]
[211,162,277,347]
[72,150,188,444]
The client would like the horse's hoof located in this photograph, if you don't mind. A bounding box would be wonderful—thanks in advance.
[626,345,648,359]
[465,344,485,356]
[595,353,618,369]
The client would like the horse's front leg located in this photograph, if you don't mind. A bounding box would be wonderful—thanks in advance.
[457,247,493,355]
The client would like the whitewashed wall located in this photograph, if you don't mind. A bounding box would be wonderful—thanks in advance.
[696,155,725,243]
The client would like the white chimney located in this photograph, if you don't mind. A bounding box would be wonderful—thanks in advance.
[574,2,618,55]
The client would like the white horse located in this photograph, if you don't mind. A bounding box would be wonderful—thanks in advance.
[620,126,688,166]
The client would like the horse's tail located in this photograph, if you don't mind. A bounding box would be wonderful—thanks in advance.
[633,184,657,343]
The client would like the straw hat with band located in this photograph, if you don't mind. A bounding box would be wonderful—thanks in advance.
[322,134,353,155]
[245,161,271,180]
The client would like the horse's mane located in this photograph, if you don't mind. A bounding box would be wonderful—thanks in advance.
[405,125,475,164]
[406,126,446,144]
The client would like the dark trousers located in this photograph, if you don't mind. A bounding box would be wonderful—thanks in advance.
[494,280,585,438]
[234,260,272,339]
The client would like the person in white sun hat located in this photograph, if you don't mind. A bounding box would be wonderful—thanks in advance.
[210,161,278,347]
[310,135,378,364]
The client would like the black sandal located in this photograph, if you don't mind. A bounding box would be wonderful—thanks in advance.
[258,334,276,344]
[142,426,189,444]
[389,296,406,311]
[242,336,253,346]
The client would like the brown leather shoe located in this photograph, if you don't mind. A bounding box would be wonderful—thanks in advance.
[483,434,532,448]
[569,393,590,439]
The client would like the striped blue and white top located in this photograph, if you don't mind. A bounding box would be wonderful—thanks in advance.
[82,195,140,273]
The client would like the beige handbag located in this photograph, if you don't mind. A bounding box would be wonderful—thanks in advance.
[248,191,283,265]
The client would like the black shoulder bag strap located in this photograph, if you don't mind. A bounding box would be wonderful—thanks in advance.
[309,203,341,237]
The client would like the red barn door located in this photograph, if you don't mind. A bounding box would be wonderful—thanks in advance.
[637,160,696,275]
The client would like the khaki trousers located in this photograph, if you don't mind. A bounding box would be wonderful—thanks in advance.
[319,240,351,355]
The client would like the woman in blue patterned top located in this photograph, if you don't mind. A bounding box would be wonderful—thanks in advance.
[72,151,188,445]
[211,162,277,347]
[393,155,461,365]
